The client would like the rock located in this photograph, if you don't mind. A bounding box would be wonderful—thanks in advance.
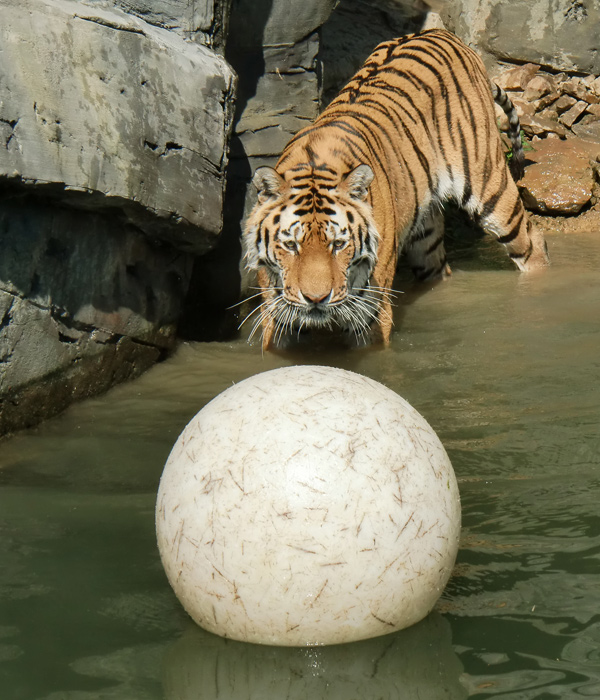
[591,76,600,97]
[0,199,192,436]
[224,0,339,300]
[519,137,600,214]
[561,77,593,101]
[421,10,446,30]
[559,100,589,128]
[0,0,236,255]
[562,207,600,234]
[530,208,600,235]
[532,92,560,112]
[319,0,424,105]
[100,0,232,49]
[523,75,554,101]
[586,104,600,118]
[537,106,560,124]
[511,97,537,116]
[520,113,567,138]
[555,94,578,114]
[571,120,600,142]
[496,95,534,131]
[441,1,600,75]
[495,63,540,91]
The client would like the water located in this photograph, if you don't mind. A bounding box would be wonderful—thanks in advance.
[1,231,600,699]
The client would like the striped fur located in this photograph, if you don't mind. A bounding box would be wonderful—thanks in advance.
[243,29,549,349]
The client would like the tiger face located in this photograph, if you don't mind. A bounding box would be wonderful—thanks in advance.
[243,164,382,347]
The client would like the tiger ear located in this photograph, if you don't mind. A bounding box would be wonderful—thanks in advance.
[341,164,374,201]
[252,166,286,203]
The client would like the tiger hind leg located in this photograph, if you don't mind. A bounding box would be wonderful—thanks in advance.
[476,184,549,271]
[404,209,452,281]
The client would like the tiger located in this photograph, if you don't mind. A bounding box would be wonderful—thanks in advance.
[243,29,549,349]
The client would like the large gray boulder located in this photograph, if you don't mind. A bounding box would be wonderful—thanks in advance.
[0,200,192,436]
[0,0,236,255]
[441,0,600,75]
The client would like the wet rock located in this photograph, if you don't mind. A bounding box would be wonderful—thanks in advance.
[562,207,600,234]
[519,138,600,214]
[0,0,236,255]
[531,207,600,235]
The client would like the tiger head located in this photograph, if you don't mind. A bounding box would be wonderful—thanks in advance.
[243,163,382,344]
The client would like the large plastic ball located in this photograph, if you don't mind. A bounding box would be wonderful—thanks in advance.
[156,365,460,646]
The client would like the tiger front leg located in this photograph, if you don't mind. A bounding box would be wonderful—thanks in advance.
[367,265,397,345]
[374,295,394,345]
[257,267,276,350]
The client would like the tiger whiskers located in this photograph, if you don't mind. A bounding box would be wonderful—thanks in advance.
[238,288,285,342]
[227,288,268,311]
[239,282,400,347]
[273,302,301,346]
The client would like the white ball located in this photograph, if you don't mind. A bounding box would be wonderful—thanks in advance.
[156,365,460,646]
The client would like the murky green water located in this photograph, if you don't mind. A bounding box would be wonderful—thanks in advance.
[2,231,600,699]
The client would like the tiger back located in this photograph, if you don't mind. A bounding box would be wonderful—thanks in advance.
[243,29,549,349]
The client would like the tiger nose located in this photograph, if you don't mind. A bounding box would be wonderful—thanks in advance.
[301,289,332,305]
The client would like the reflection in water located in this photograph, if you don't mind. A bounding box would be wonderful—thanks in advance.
[1,233,600,698]
[163,614,466,700]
